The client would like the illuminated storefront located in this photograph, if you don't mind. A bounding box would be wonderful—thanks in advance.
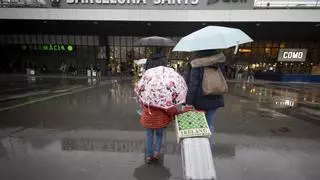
[107,36,188,74]
[0,34,104,74]
[225,41,320,74]
[1,33,320,76]
[0,34,189,74]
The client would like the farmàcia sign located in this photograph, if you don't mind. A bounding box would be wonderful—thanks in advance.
[22,44,74,52]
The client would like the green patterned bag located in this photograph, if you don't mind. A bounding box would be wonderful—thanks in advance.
[175,111,211,143]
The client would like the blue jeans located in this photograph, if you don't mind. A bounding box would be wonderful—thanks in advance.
[146,128,164,157]
[205,109,217,145]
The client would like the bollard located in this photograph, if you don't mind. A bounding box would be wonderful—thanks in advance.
[181,137,216,180]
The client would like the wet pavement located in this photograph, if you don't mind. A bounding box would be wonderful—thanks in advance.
[228,81,320,123]
[0,75,87,94]
[0,78,320,180]
[0,75,89,104]
[0,75,129,111]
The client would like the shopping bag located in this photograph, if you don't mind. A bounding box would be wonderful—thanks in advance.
[175,111,211,143]
[202,67,228,95]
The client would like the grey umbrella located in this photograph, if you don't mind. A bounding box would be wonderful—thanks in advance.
[135,36,175,47]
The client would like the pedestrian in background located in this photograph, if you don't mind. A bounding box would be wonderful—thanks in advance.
[145,47,167,70]
[231,66,236,79]
[41,65,48,74]
[59,62,67,77]
[236,67,244,80]
[247,70,255,83]
[96,64,101,79]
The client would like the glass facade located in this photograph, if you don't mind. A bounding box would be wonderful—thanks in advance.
[0,34,105,74]
[107,36,188,74]
[0,34,319,75]
[107,36,320,74]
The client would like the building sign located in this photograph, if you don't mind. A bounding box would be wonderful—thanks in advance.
[52,0,62,7]
[22,44,74,52]
[254,0,320,9]
[208,0,247,5]
[0,0,47,8]
[278,49,307,62]
[66,0,199,5]
[1,0,253,10]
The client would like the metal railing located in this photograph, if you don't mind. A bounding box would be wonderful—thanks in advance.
[254,0,320,8]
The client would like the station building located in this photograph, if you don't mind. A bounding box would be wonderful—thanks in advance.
[0,0,319,80]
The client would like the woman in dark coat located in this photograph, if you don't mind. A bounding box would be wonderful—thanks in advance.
[185,50,225,145]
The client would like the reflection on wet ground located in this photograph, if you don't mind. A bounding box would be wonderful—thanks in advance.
[0,81,139,130]
[0,80,320,180]
[228,82,320,123]
[229,82,320,107]
[1,129,320,180]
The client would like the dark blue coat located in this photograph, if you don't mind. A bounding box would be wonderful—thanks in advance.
[185,55,225,111]
[145,53,167,70]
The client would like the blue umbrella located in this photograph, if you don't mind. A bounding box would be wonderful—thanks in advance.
[173,26,253,52]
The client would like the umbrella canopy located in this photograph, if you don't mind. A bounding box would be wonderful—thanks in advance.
[135,36,175,47]
[173,26,253,52]
[134,58,147,65]
[135,66,187,109]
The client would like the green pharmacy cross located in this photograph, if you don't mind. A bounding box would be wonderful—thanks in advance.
[67,45,74,51]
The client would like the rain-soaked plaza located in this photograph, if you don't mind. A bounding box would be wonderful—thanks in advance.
[0,75,319,180]
[1,1,320,179]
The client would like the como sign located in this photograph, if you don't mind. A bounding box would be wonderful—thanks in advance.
[278,49,307,62]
